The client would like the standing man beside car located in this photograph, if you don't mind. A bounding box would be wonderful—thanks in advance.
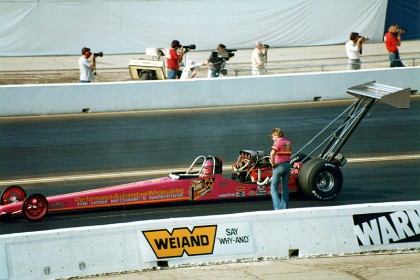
[166,40,184,79]
[384,25,406,67]
[269,128,292,210]
[79,47,95,83]
[345,32,368,70]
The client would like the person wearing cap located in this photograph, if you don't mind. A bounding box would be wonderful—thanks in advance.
[166,40,184,79]
[79,47,95,82]
[251,41,267,75]
[269,128,292,210]
[180,60,199,79]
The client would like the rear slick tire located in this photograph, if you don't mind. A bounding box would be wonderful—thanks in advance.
[298,159,343,200]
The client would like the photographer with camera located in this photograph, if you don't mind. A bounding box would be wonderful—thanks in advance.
[384,24,406,67]
[251,41,268,75]
[345,32,368,70]
[79,47,96,83]
[166,40,185,79]
[202,44,234,78]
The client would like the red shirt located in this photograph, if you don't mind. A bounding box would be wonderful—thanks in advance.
[167,48,180,70]
[272,138,292,164]
[384,32,399,53]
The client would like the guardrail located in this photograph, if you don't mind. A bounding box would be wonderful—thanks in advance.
[227,56,420,76]
[1,201,419,279]
[1,66,419,117]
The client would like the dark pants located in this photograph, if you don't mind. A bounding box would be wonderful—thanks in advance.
[388,51,405,68]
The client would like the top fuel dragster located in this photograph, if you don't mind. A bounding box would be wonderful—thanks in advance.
[0,82,411,221]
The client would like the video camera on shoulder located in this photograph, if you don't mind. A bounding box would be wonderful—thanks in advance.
[217,49,237,61]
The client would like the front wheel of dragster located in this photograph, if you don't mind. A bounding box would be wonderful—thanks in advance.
[22,194,48,221]
[298,159,343,200]
[1,185,26,205]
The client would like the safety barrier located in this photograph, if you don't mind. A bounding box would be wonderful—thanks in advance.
[0,67,418,116]
[1,201,419,279]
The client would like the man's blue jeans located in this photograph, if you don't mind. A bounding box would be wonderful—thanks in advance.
[388,51,405,67]
[270,161,291,210]
[167,69,178,79]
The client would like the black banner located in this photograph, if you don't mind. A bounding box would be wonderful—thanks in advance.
[353,209,420,246]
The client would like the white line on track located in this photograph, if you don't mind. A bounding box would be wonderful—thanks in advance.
[1,154,419,186]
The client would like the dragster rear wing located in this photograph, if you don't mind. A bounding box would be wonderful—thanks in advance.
[293,82,411,166]
[346,81,411,109]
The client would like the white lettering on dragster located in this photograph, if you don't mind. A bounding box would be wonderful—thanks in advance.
[353,209,420,246]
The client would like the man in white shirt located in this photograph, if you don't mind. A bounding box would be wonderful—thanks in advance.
[251,41,267,75]
[79,47,95,82]
[345,32,368,70]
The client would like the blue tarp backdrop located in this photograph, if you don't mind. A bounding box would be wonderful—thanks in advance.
[384,0,420,40]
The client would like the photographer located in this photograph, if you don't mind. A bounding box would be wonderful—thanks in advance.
[79,47,95,83]
[166,40,184,79]
[345,32,368,70]
[251,41,268,75]
[384,24,406,67]
[203,44,228,78]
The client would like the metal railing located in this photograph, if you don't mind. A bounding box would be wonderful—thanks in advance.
[225,56,420,76]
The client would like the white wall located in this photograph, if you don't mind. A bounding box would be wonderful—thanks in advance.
[0,67,418,117]
[1,201,419,279]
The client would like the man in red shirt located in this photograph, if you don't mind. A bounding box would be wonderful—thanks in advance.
[384,25,405,67]
[269,128,292,210]
[167,40,184,79]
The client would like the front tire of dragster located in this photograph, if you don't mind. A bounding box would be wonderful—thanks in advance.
[298,159,343,200]
[1,185,26,205]
[22,193,49,221]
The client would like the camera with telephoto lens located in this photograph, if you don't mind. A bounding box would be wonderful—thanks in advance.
[93,52,103,57]
[396,28,408,33]
[183,45,196,52]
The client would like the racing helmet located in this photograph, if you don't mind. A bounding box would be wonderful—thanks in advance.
[202,159,214,175]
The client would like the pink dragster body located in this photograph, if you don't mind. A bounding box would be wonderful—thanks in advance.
[0,154,300,221]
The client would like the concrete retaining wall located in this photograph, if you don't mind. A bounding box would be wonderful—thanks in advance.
[0,67,419,116]
[1,201,419,279]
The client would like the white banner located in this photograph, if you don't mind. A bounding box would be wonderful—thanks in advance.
[0,0,388,56]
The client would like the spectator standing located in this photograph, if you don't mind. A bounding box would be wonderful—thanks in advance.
[269,128,292,210]
[203,44,227,78]
[251,41,267,75]
[79,47,95,83]
[384,25,405,67]
[345,32,367,70]
[167,40,184,79]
